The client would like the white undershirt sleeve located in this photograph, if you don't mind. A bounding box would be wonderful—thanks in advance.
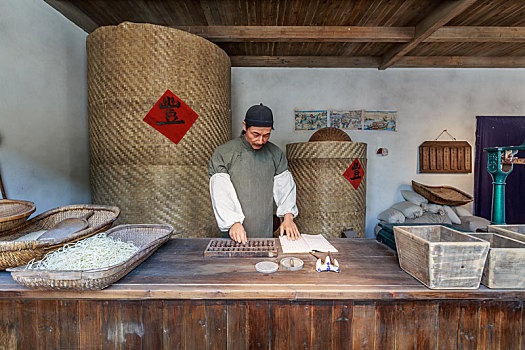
[273,170,299,218]
[209,173,245,231]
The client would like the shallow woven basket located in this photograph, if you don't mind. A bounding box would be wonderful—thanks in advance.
[0,205,120,270]
[87,22,231,238]
[309,127,352,142]
[8,224,173,290]
[287,141,367,238]
[0,199,36,233]
[412,180,474,206]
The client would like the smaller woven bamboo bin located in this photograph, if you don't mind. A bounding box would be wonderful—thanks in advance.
[469,233,525,289]
[488,225,525,242]
[8,224,173,290]
[0,205,120,270]
[287,141,367,238]
[394,225,489,289]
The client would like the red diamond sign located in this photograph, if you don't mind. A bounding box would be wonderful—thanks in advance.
[143,89,198,144]
[343,158,365,190]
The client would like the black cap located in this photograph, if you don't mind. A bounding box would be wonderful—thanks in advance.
[244,103,273,128]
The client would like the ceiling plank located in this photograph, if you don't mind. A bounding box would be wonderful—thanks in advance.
[379,0,477,70]
[230,56,381,68]
[44,0,98,33]
[396,56,525,68]
[426,26,525,42]
[173,26,414,42]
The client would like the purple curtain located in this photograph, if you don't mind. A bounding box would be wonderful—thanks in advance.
[474,116,525,223]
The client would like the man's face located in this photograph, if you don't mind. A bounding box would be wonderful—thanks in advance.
[243,122,272,150]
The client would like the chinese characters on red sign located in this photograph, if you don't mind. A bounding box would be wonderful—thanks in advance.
[143,89,199,144]
[343,158,365,190]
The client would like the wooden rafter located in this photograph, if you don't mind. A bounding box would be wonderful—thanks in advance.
[174,26,525,43]
[379,0,478,70]
[230,56,381,68]
[427,27,525,43]
[44,0,98,33]
[395,56,525,68]
[231,56,525,68]
[173,26,414,42]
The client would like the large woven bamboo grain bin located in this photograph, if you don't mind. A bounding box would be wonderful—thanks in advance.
[87,22,231,237]
[286,137,367,238]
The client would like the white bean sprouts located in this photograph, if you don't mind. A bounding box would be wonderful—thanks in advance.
[25,233,139,271]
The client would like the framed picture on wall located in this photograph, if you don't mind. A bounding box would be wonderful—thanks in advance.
[330,110,363,130]
[294,110,328,130]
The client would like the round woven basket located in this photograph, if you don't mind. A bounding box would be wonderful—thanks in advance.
[87,22,231,237]
[0,199,36,234]
[287,141,367,238]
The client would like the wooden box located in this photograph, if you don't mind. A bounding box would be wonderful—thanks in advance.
[469,233,525,289]
[419,141,472,173]
[394,225,489,289]
[488,225,525,242]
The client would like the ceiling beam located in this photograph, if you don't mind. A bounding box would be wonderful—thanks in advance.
[230,56,525,68]
[44,0,98,33]
[379,0,477,70]
[396,56,525,68]
[174,25,525,43]
[426,27,525,42]
[173,26,414,42]
[230,56,381,68]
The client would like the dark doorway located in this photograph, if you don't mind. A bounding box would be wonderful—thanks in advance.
[474,116,525,223]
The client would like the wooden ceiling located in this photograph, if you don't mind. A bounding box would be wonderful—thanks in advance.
[45,0,525,68]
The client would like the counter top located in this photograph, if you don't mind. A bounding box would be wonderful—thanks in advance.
[1,238,525,300]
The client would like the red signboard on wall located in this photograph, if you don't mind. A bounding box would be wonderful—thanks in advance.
[143,89,198,144]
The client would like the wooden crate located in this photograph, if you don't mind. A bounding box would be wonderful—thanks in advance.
[419,141,472,173]
[489,225,525,242]
[394,225,489,289]
[469,233,525,289]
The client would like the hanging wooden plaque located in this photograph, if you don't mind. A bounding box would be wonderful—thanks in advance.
[419,141,472,173]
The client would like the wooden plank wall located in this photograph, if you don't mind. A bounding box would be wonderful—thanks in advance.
[0,299,523,349]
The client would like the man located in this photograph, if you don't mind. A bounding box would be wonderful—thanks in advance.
[209,103,300,243]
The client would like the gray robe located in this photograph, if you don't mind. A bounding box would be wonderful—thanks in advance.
[208,136,288,237]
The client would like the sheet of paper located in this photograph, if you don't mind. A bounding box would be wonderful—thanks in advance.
[279,235,312,253]
[302,234,338,252]
[279,234,338,253]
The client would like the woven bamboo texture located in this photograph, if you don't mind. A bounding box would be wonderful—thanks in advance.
[287,141,367,238]
[87,22,231,238]
[0,205,120,270]
[0,199,36,233]
[8,224,173,290]
[394,225,489,289]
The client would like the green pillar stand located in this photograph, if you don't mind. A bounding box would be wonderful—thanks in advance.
[484,142,525,225]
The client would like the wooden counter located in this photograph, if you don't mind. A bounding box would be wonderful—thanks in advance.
[0,238,524,349]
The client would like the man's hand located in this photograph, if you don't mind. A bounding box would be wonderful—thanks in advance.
[279,213,300,240]
[229,222,247,244]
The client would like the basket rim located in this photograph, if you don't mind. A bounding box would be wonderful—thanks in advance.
[0,199,36,223]
[7,224,173,277]
[0,204,121,251]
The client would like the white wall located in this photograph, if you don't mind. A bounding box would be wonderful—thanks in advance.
[231,68,525,237]
[0,0,90,213]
